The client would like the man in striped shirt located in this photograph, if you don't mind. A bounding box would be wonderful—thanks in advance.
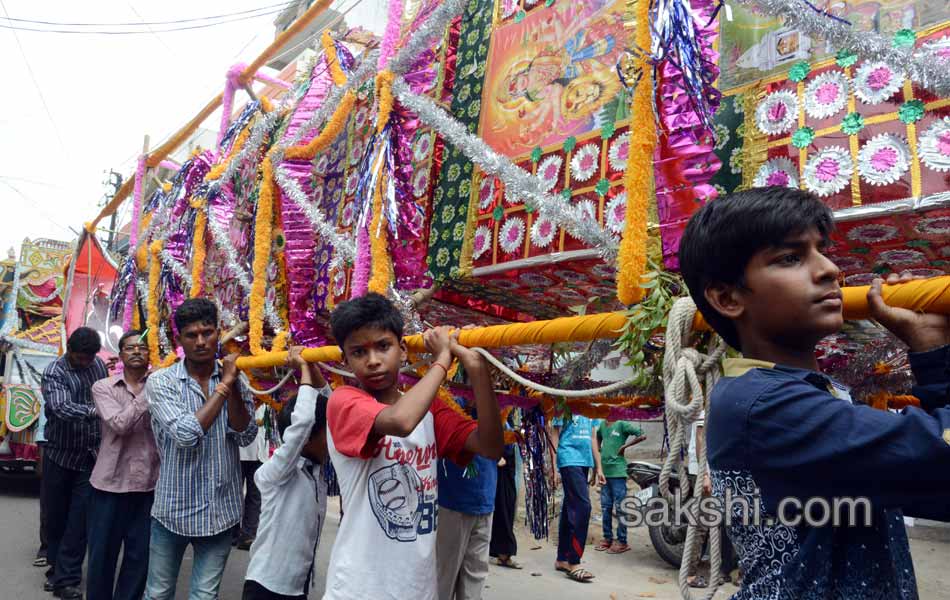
[144,298,258,600]
[41,326,110,599]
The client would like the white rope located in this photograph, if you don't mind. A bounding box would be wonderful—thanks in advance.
[239,370,294,396]
[659,297,727,600]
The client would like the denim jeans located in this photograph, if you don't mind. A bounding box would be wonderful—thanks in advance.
[600,477,628,544]
[143,519,232,600]
[556,466,591,565]
[86,489,153,600]
[44,453,92,588]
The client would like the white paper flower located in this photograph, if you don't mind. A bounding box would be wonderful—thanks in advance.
[846,223,899,244]
[412,169,430,197]
[608,133,630,172]
[413,134,432,162]
[570,144,600,182]
[918,117,950,173]
[478,176,496,210]
[803,71,849,119]
[753,157,799,188]
[754,90,798,135]
[501,0,518,18]
[567,200,598,239]
[315,154,329,175]
[858,134,910,186]
[605,193,627,234]
[916,215,950,236]
[920,35,950,64]
[803,146,853,197]
[498,217,525,255]
[536,155,562,192]
[530,216,557,249]
[877,249,926,266]
[472,225,492,260]
[332,269,347,295]
[853,62,904,105]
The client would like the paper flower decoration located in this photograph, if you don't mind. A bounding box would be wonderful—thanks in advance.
[554,269,589,285]
[755,90,798,135]
[835,49,858,68]
[571,200,598,238]
[916,215,950,236]
[354,106,370,130]
[753,157,799,189]
[893,29,917,49]
[846,223,899,244]
[841,113,865,135]
[729,147,743,175]
[877,249,925,266]
[857,134,911,186]
[605,193,627,235]
[341,202,355,226]
[608,133,630,172]
[918,117,950,173]
[803,146,853,197]
[530,216,557,249]
[536,155,562,192]
[478,176,496,210]
[570,144,600,182]
[792,127,816,149]
[472,225,492,259]
[803,71,849,119]
[831,255,867,272]
[519,272,555,288]
[501,0,518,18]
[412,169,430,198]
[344,172,359,196]
[498,217,525,255]
[920,35,950,64]
[788,61,811,82]
[349,139,366,165]
[332,269,347,296]
[898,100,925,124]
[413,134,433,162]
[853,62,904,105]
[315,154,329,175]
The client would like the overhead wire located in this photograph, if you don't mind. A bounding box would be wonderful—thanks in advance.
[1,1,299,27]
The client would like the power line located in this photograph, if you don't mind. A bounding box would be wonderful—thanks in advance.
[0,6,291,35]
[0,0,66,153]
[1,1,298,27]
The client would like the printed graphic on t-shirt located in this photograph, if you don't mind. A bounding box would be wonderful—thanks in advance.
[367,437,439,542]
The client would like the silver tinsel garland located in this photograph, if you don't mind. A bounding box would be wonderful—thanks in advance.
[393,78,617,257]
[205,108,284,193]
[737,0,950,97]
[385,0,465,76]
[273,165,356,265]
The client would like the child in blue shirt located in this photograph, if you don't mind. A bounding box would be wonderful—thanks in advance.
[679,187,950,599]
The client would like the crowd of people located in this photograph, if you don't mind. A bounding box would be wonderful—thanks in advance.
[27,187,950,600]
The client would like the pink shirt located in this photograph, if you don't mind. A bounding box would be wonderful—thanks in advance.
[90,374,160,493]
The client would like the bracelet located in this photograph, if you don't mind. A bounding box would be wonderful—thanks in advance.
[431,362,449,376]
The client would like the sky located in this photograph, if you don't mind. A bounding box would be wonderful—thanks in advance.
[0,0,386,258]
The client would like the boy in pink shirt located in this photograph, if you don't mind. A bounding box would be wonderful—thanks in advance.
[322,293,503,600]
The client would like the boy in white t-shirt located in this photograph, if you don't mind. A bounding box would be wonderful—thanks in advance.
[322,293,504,600]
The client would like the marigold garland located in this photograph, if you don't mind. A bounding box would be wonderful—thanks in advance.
[867,392,920,411]
[322,30,347,87]
[146,240,176,369]
[367,175,393,294]
[207,122,252,181]
[189,209,208,298]
[249,155,277,355]
[135,213,153,271]
[283,91,356,161]
[616,0,655,305]
[375,70,395,134]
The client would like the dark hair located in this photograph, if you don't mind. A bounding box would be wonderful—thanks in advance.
[329,292,404,348]
[678,187,834,350]
[67,327,101,355]
[118,329,145,351]
[277,390,329,441]
[174,298,218,333]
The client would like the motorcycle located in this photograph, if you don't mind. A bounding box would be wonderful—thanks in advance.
[626,460,693,568]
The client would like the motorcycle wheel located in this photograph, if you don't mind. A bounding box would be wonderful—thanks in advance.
[648,522,686,569]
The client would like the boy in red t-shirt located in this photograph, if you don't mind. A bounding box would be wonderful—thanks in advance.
[322,293,503,600]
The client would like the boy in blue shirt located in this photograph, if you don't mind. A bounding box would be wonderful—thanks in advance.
[679,187,950,599]
[550,414,604,583]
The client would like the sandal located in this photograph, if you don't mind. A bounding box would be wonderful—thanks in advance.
[594,539,612,551]
[32,556,48,567]
[688,575,708,588]
[493,557,523,569]
[607,542,630,554]
[565,567,595,583]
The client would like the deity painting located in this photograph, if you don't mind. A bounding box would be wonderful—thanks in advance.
[479,0,626,157]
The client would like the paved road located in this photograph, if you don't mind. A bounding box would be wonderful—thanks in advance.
[2,470,948,599]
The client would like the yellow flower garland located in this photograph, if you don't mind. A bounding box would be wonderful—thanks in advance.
[616,0,655,306]
[190,209,207,298]
[207,121,252,181]
[147,240,177,369]
[249,155,277,355]
[284,91,356,161]
[367,175,393,294]
[135,213,153,271]
[375,70,395,134]
[322,30,348,87]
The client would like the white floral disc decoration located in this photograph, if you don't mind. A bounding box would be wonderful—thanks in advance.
[332,269,347,296]
[877,249,926,266]
[918,117,950,173]
[530,216,557,249]
[754,90,798,135]
[916,215,950,236]
[478,176,496,210]
[857,134,911,186]
[498,217,525,255]
[920,35,950,64]
[536,155,562,192]
[803,146,853,197]
[472,225,492,260]
[846,223,899,244]
[565,199,598,240]
[412,169,430,197]
[608,133,630,172]
[753,157,799,188]
[605,193,627,235]
[803,71,849,119]
[853,61,904,105]
[413,134,432,162]
[570,144,600,182]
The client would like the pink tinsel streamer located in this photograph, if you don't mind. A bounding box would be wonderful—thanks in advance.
[216,64,244,150]
[350,224,371,297]
[121,154,147,330]
[377,0,405,70]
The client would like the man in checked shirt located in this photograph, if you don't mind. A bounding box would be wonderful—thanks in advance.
[144,298,258,600]
[41,327,112,599]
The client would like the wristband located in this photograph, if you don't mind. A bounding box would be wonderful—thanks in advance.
[431,362,449,376]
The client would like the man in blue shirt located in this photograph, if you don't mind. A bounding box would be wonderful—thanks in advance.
[550,414,603,583]
[436,398,498,600]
